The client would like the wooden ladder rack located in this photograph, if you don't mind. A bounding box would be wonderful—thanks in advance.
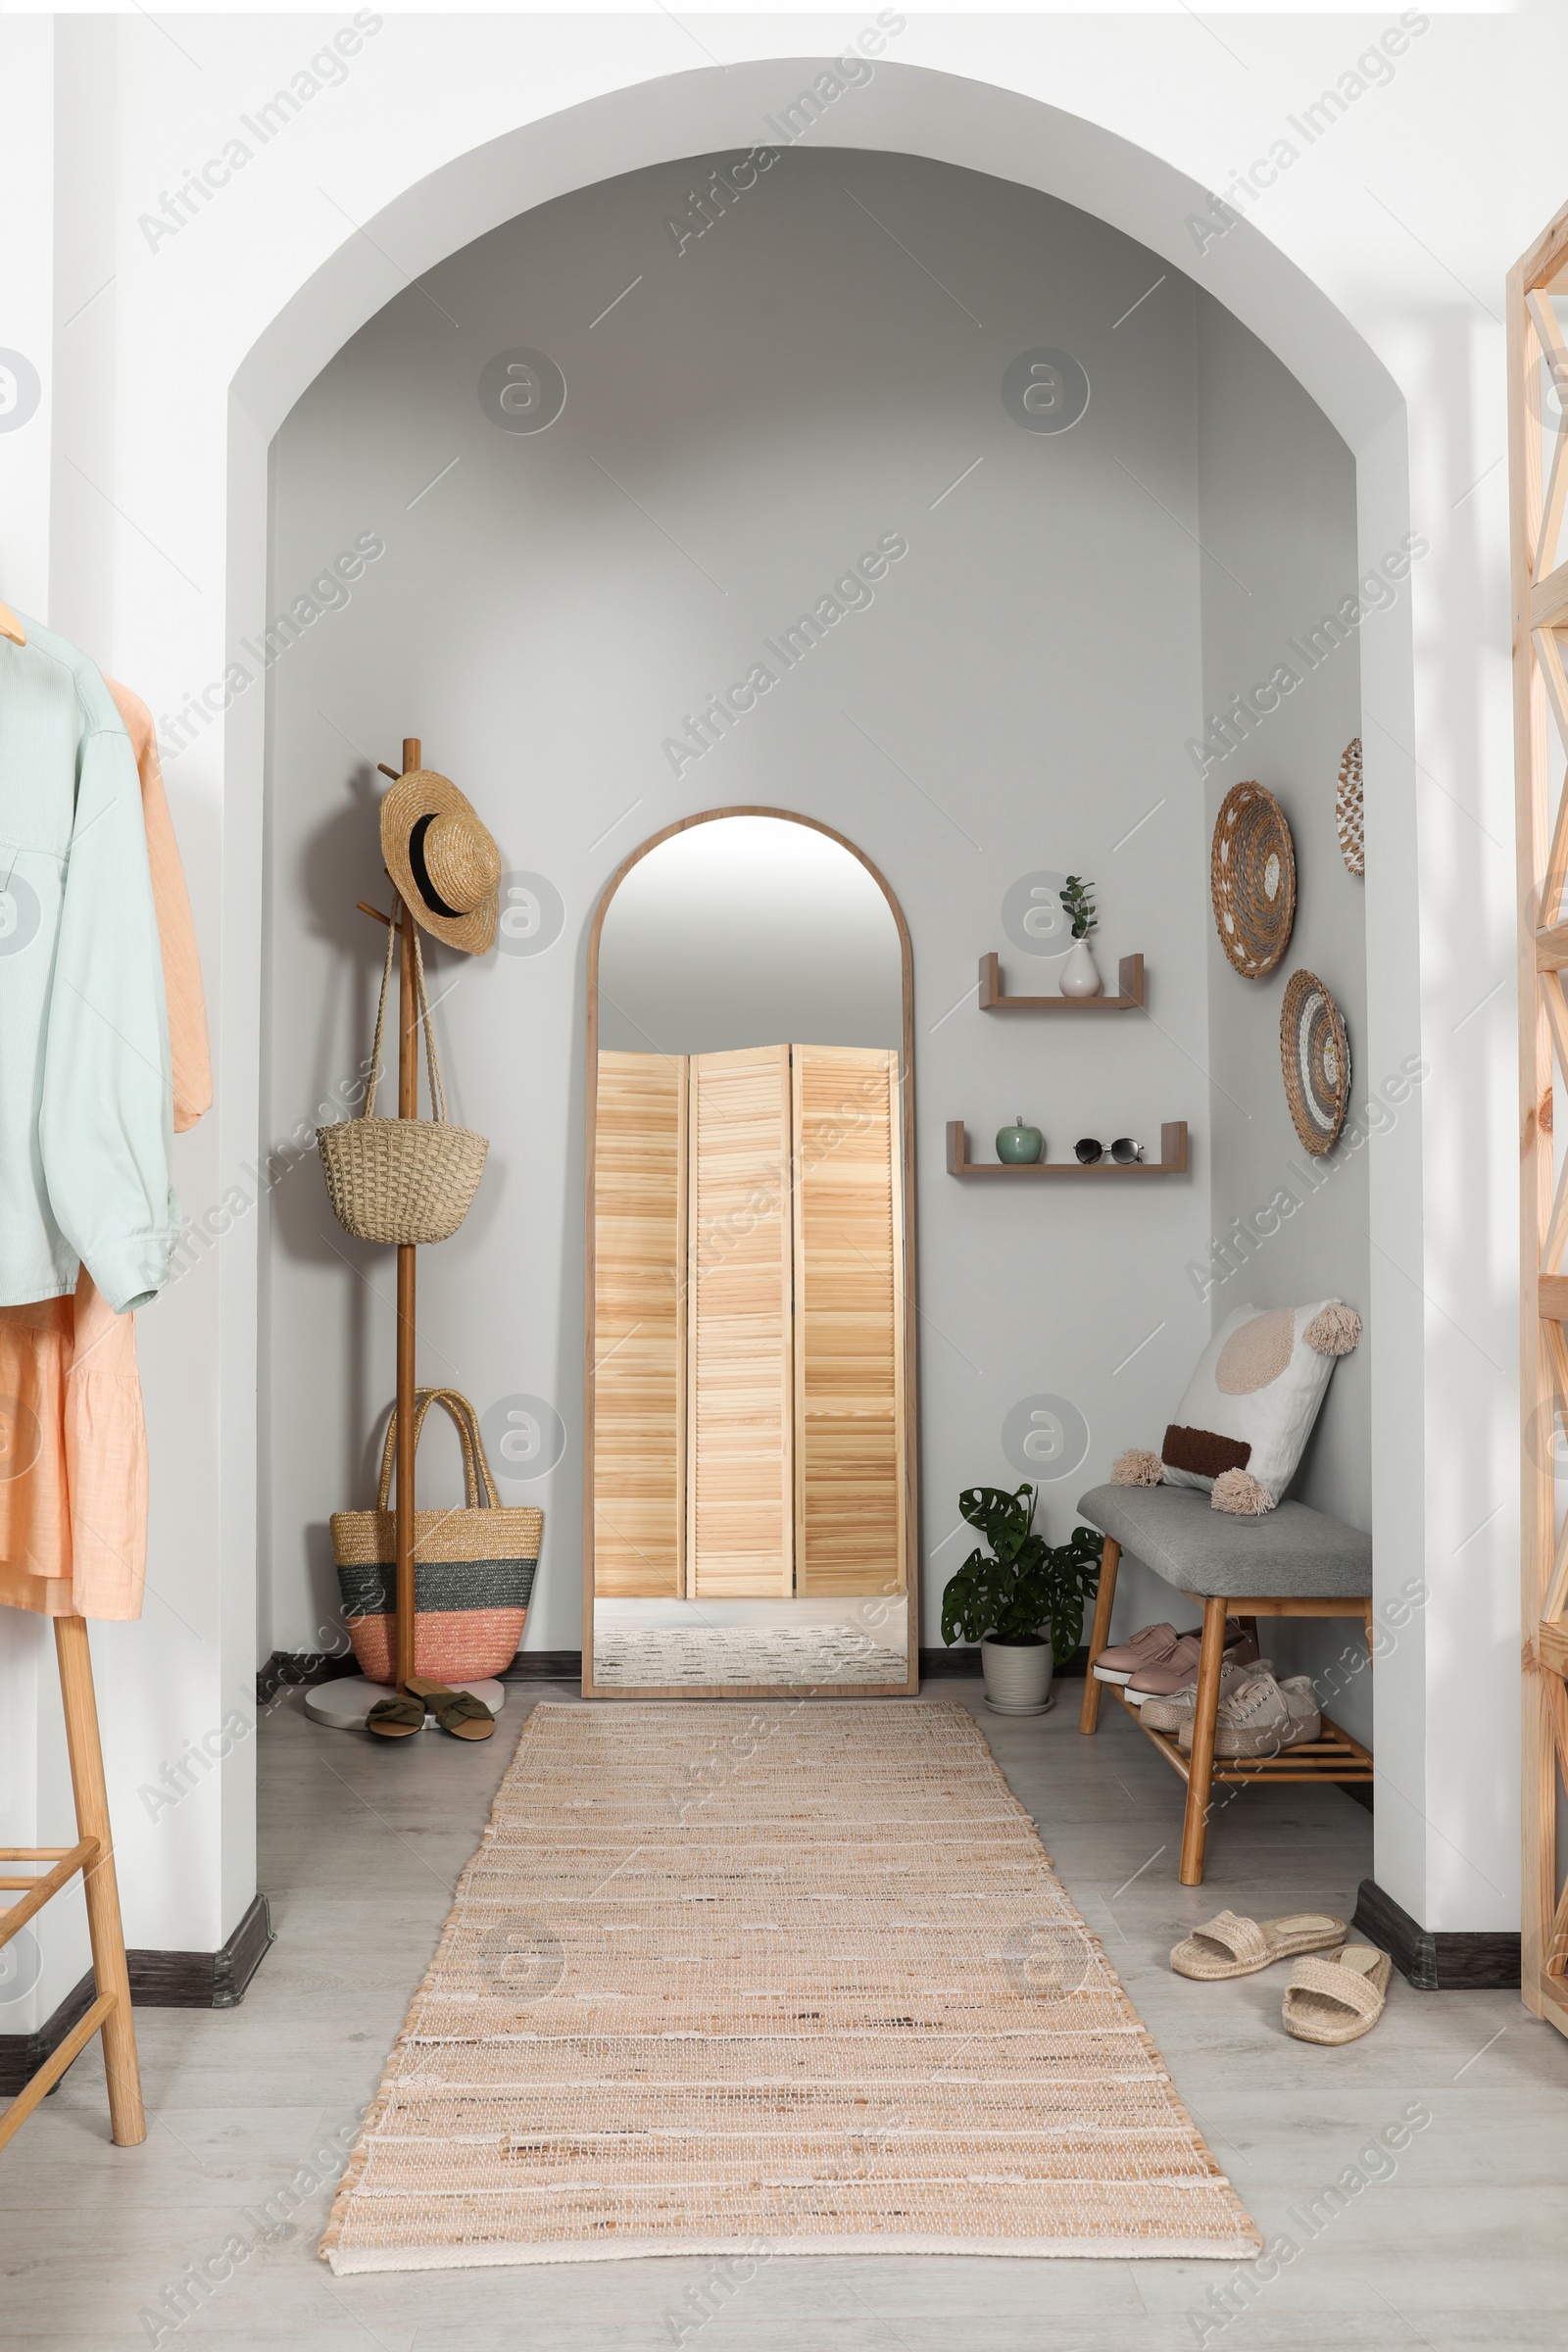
[1510,203,1568,2035]
[0,1616,144,2148]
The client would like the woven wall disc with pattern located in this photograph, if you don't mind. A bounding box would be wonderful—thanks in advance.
[1210,781,1297,978]
[1336,738,1364,875]
[1280,968,1350,1155]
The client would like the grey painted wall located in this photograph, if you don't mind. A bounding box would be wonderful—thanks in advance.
[260,148,1355,1683]
[1194,295,1373,1743]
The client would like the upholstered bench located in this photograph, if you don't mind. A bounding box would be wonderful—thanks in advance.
[1075,1482,1374,1885]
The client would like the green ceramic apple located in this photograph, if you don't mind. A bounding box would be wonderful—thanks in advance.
[996,1115,1044,1165]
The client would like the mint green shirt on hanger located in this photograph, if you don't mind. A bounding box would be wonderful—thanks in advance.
[0,616,175,1313]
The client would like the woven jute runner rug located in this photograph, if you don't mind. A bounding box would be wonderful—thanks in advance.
[321,1701,1258,2270]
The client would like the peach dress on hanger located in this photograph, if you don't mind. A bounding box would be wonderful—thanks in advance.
[0,681,210,1621]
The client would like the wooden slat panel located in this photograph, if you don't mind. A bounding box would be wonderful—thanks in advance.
[792,1045,905,1597]
[592,1052,686,1597]
[687,1046,793,1597]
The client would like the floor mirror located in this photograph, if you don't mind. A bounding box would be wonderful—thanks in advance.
[582,808,919,1697]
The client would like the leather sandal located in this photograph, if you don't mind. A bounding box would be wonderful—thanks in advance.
[366,1690,423,1739]
[403,1674,495,1740]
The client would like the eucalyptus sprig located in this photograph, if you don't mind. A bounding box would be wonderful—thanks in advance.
[1059,875,1097,940]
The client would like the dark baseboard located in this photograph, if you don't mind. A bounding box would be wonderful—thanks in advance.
[919,1645,1090,1680]
[0,1894,273,2095]
[261,1644,1092,1692]
[499,1648,1094,1684]
[260,1646,587,1694]
[501,1650,584,1682]
[129,1890,275,2011]
[1351,1876,1520,1991]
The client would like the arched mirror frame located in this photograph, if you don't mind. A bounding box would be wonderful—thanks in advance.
[582,806,920,1699]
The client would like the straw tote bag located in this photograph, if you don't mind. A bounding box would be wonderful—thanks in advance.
[332,1388,543,1684]
[318,915,488,1247]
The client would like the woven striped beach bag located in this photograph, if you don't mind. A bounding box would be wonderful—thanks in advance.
[331,1388,541,1683]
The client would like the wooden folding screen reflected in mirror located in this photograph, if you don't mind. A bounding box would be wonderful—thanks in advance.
[791,1045,904,1598]
[591,1051,686,1598]
[591,1042,904,1602]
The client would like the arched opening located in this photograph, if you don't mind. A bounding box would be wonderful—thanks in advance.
[247,103,1404,1777]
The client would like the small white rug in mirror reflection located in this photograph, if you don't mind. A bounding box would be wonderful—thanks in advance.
[593,1597,907,1688]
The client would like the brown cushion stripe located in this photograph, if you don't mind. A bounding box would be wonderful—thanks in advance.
[1161,1424,1252,1479]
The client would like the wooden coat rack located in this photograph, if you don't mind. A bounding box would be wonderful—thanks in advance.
[359,735,424,1690]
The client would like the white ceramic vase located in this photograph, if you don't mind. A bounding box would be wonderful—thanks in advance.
[1059,938,1102,998]
[980,1635,1055,1715]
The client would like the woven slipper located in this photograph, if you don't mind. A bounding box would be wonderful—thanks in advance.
[366,1691,423,1740]
[1283,1943,1392,2043]
[403,1674,496,1741]
[1170,1907,1348,1981]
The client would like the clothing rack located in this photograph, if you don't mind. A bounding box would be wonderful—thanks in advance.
[0,1615,144,2148]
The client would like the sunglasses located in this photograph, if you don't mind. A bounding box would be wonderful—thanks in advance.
[1074,1137,1145,1165]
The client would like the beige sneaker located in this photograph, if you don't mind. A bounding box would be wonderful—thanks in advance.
[1141,1655,1273,1734]
[1178,1667,1321,1758]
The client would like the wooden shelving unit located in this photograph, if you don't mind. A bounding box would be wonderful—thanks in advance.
[947,1120,1188,1178]
[978,951,1145,1010]
[1117,1688,1373,1788]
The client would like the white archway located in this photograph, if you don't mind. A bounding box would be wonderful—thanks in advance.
[225,57,1421,1925]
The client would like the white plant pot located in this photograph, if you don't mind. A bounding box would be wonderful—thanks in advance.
[980,1635,1054,1715]
[1059,939,1102,998]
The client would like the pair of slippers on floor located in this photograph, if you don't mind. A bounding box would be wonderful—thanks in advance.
[1171,1909,1391,2043]
[368,1675,495,1741]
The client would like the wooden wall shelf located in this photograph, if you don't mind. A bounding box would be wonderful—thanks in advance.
[978,952,1145,1010]
[947,1120,1188,1178]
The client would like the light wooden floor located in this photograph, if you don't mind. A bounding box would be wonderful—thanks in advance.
[4,1680,1567,2347]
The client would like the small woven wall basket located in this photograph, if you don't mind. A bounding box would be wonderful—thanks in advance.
[1336,737,1364,875]
[1280,968,1351,1156]
[318,913,487,1247]
[331,1388,542,1684]
[1210,781,1297,978]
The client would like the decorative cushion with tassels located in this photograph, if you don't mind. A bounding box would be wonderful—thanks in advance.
[1111,1300,1360,1514]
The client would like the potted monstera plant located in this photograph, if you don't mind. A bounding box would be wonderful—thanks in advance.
[941,1485,1104,1714]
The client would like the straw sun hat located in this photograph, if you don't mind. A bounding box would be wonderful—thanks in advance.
[379,770,502,956]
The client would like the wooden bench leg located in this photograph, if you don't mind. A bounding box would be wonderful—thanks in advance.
[56,1616,145,2146]
[1078,1539,1121,1736]
[1179,1595,1230,1886]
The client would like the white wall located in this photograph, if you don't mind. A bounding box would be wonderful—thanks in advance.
[1194,295,1374,1745]
[2,11,1547,2027]
[260,148,1215,1663]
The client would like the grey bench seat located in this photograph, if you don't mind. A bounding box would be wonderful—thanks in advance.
[1075,1481,1374,1885]
[1076,1482,1372,1599]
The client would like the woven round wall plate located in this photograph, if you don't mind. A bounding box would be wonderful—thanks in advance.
[1211,782,1297,978]
[1280,968,1350,1155]
[1336,738,1364,875]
